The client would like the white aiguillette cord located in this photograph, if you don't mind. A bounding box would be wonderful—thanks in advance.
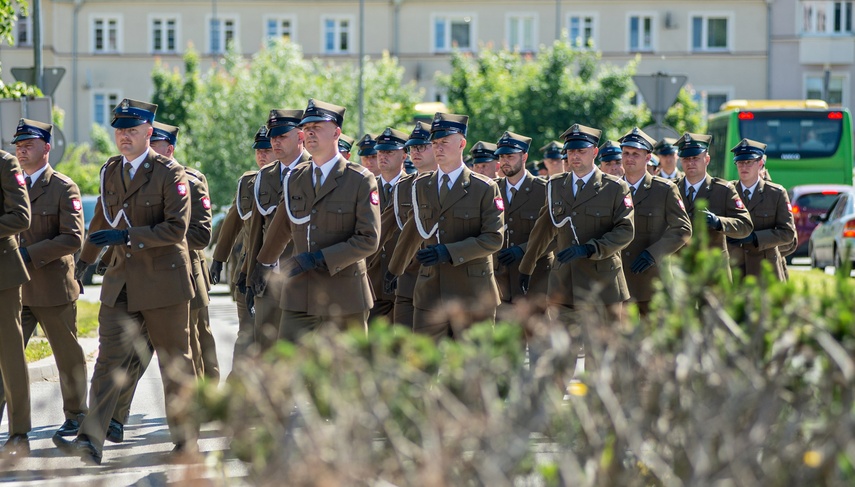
[100,161,132,229]
[547,178,580,244]
[411,177,439,244]
[236,175,253,221]
[281,167,312,248]
[253,163,279,217]
[393,181,404,230]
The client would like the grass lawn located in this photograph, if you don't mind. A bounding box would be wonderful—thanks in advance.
[24,300,100,363]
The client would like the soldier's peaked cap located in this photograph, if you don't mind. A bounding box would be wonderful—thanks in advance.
[469,141,498,164]
[373,128,409,151]
[299,99,345,127]
[404,121,431,147]
[618,127,656,152]
[151,122,179,146]
[731,138,767,161]
[12,118,52,144]
[111,98,157,129]
[494,131,532,155]
[253,125,272,149]
[267,109,304,137]
[540,141,565,159]
[357,133,378,156]
[597,140,622,162]
[338,134,355,153]
[560,123,602,150]
[429,112,468,140]
[653,137,678,155]
[676,132,712,157]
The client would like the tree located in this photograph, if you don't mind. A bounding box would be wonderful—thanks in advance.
[151,45,201,130]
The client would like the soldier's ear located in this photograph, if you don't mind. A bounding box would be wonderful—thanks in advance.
[44,142,51,153]
[334,126,341,138]
[458,136,467,150]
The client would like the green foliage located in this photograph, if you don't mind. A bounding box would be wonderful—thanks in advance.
[24,339,50,363]
[54,125,117,195]
[0,0,26,47]
[151,46,201,130]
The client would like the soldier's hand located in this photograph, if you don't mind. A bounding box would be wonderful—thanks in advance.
[726,233,758,247]
[383,271,398,294]
[90,229,129,247]
[236,271,248,295]
[497,246,524,266]
[703,209,722,231]
[245,287,256,317]
[519,274,532,295]
[249,265,270,296]
[74,260,90,281]
[95,259,109,276]
[416,244,451,266]
[19,247,31,264]
[556,244,594,263]
[630,250,656,274]
[209,260,224,285]
[284,251,325,278]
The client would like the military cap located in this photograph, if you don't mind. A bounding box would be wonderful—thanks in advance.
[495,131,532,155]
[469,141,499,164]
[338,134,355,153]
[540,141,565,160]
[357,133,378,156]
[299,98,345,127]
[618,127,656,152]
[404,121,431,148]
[429,112,468,140]
[463,154,474,168]
[374,127,409,151]
[535,160,547,172]
[12,118,52,144]
[648,154,660,167]
[267,109,304,137]
[597,140,622,163]
[404,156,416,174]
[253,125,272,149]
[731,138,767,162]
[560,123,602,150]
[676,132,712,157]
[151,121,179,146]
[111,98,157,128]
[653,137,678,156]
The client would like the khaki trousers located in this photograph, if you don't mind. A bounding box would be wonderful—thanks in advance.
[0,286,29,435]
[279,310,368,344]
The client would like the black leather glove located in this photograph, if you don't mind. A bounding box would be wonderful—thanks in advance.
[704,209,722,231]
[249,265,271,296]
[416,244,452,266]
[556,244,594,263]
[383,271,398,294]
[284,251,325,278]
[74,260,90,281]
[236,271,247,295]
[209,260,224,285]
[519,274,532,295]
[95,259,108,276]
[90,229,129,247]
[245,287,256,317]
[630,250,656,274]
[497,246,524,266]
[19,248,31,263]
[726,233,758,247]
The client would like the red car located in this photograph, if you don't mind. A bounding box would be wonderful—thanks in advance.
[787,184,855,258]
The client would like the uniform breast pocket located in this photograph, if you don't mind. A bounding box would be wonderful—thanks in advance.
[258,190,274,208]
[585,206,610,229]
[32,205,59,233]
[136,193,164,223]
[326,200,356,233]
[520,210,539,233]
[753,211,773,230]
[552,204,565,217]
[639,207,664,233]
[453,208,480,235]
[153,252,187,271]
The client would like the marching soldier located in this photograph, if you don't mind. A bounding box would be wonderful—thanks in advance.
[0,120,87,443]
[0,144,31,457]
[647,154,660,175]
[471,141,499,178]
[492,131,552,313]
[251,99,380,340]
[367,128,409,322]
[357,133,380,176]
[675,133,753,281]
[726,139,796,281]
[653,138,682,180]
[597,140,624,178]
[617,128,691,316]
[388,113,504,339]
[338,134,355,160]
[243,109,311,350]
[57,99,197,464]
[540,141,565,177]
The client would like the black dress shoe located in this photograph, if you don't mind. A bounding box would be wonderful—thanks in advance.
[106,419,123,443]
[53,434,102,465]
[0,434,30,457]
[55,418,81,437]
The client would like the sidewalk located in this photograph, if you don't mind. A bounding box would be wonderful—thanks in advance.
[28,337,100,384]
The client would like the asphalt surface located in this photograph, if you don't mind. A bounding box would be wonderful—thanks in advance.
[0,285,249,486]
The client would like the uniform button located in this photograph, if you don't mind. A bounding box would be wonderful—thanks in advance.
[172,263,176,268]
[481,271,485,276]
[572,211,577,216]
[381,253,386,258]
[440,216,445,221]
[123,203,129,208]
[40,260,45,265]
[42,211,46,215]
[337,209,342,213]
[146,202,151,206]
[440,230,446,235]
[509,230,514,234]
[458,257,464,263]
[125,253,131,258]
[336,267,341,272]
[138,243,144,248]
[509,218,513,222]
[311,241,316,246]
[311,209,317,214]
[311,225,317,229]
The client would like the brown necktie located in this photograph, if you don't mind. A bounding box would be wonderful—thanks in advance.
[24,176,32,189]
[574,179,584,198]
[743,188,751,202]
[122,162,133,191]
[509,187,517,204]
[384,183,392,206]
[314,167,323,195]
[687,185,695,201]
[439,174,451,205]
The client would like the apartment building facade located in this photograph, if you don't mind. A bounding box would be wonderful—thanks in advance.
[0,1,847,145]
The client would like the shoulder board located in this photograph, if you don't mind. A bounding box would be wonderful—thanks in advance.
[711,177,730,187]
[548,172,569,182]
[415,171,433,181]
[345,162,370,176]
[259,160,280,173]
[469,172,495,186]
[152,154,175,167]
[184,167,203,178]
[0,150,13,161]
[764,181,787,193]
[105,155,122,168]
[241,170,258,178]
[185,172,203,186]
[529,176,548,187]
[51,171,74,185]
[600,172,621,183]
[650,175,675,187]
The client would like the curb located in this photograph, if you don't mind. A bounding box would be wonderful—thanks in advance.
[27,337,100,384]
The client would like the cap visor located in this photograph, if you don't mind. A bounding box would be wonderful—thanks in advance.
[733,153,762,162]
[12,134,41,143]
[472,156,498,164]
[374,143,404,151]
[655,147,677,155]
[111,118,146,129]
[678,147,707,158]
[358,149,378,156]
[268,125,298,137]
[620,141,652,151]
[253,141,272,149]
[563,140,595,150]
[404,138,430,148]
[429,129,460,141]
[494,146,522,155]
[299,115,337,126]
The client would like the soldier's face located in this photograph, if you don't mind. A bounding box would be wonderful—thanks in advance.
[15,138,49,170]
[408,143,435,171]
[473,161,498,177]
[149,140,174,159]
[600,160,624,177]
[114,124,152,159]
[499,153,526,178]
[271,129,303,160]
[301,121,340,153]
[543,157,564,176]
[255,148,274,168]
[621,146,649,179]
[680,152,710,182]
[736,157,762,184]
[377,149,405,174]
[565,146,597,176]
[431,134,465,167]
[361,154,379,175]
[658,153,677,172]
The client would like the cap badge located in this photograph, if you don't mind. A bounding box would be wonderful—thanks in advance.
[631,127,639,134]
[16,120,24,131]
[740,139,748,147]
[307,99,315,109]
[121,99,129,110]
[383,128,392,136]
[433,113,442,123]
[684,133,691,143]
[571,124,580,134]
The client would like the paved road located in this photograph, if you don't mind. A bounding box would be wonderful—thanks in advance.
[0,288,249,486]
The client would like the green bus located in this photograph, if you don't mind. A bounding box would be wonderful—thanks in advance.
[707,100,853,189]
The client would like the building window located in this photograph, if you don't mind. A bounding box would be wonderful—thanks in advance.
[93,92,120,127]
[629,14,654,52]
[434,15,474,52]
[323,17,352,54]
[92,16,121,53]
[507,14,535,52]
[15,13,31,46]
[692,15,730,51]
[802,1,854,34]
[266,16,295,46]
[806,74,845,105]
[151,16,178,53]
[567,14,596,49]
[209,16,237,54]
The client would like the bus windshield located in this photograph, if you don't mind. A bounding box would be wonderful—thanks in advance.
[737,111,843,159]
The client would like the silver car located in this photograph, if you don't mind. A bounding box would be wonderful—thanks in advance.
[809,189,855,270]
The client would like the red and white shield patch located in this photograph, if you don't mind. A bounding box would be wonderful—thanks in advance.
[623,195,633,208]
[177,182,187,196]
[677,198,685,211]
[15,173,25,186]
[202,196,211,210]
[72,199,82,211]
[787,203,793,212]
[494,197,505,211]
[370,190,380,206]
[735,198,744,209]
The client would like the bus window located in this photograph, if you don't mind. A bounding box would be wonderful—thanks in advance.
[738,111,843,158]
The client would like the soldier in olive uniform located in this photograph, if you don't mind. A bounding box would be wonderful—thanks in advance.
[675,133,754,281]
[357,134,380,176]
[56,99,197,464]
[367,128,409,322]
[0,147,31,457]
[339,134,355,161]
[251,99,381,340]
[243,109,311,350]
[492,131,552,313]
[617,128,691,316]
[654,138,683,180]
[540,141,565,177]
[597,140,624,178]
[471,141,499,178]
[726,139,796,281]
[388,113,504,339]
[0,120,87,442]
